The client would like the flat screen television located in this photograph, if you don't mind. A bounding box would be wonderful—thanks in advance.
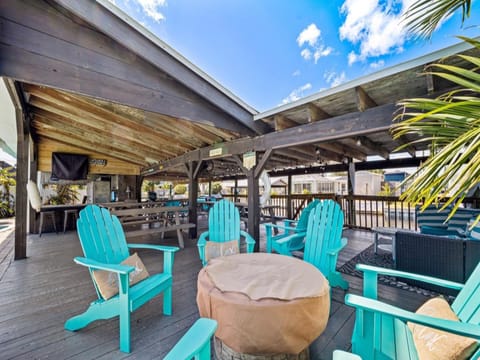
[51,152,89,181]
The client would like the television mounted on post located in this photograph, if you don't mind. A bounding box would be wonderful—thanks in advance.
[51,152,89,181]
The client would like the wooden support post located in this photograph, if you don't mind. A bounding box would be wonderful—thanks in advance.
[234,178,238,203]
[135,176,143,202]
[5,79,29,259]
[28,144,38,234]
[15,111,28,259]
[287,174,292,219]
[347,158,356,227]
[186,161,199,239]
[247,169,260,252]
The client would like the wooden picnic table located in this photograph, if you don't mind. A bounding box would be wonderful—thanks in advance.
[110,205,195,248]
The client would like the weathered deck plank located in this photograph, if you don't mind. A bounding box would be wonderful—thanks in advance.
[0,223,431,359]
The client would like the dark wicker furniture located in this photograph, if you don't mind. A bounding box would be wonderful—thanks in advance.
[395,231,480,295]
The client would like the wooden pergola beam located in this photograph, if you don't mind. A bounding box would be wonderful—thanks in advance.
[143,103,396,175]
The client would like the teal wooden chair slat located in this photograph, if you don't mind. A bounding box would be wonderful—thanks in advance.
[164,318,217,360]
[265,199,319,255]
[303,199,348,290]
[345,261,480,359]
[333,350,362,359]
[197,199,255,266]
[64,205,179,353]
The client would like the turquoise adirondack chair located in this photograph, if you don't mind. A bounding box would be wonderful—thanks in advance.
[345,261,480,359]
[333,350,362,359]
[64,205,179,353]
[302,199,349,290]
[197,199,255,266]
[164,318,217,360]
[265,199,320,255]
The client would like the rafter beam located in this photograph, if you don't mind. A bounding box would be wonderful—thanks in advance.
[308,103,331,122]
[395,136,417,158]
[355,86,377,111]
[353,136,390,159]
[315,142,367,162]
[274,114,298,130]
[273,148,315,163]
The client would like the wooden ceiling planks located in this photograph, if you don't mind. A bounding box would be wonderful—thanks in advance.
[24,83,240,172]
[37,138,140,175]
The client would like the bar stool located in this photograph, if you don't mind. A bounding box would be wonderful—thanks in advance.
[27,180,58,237]
[39,211,58,237]
[63,209,79,233]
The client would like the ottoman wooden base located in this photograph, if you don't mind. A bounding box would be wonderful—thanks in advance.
[214,337,310,360]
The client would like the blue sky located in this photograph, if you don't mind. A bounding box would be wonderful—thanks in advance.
[113,1,477,112]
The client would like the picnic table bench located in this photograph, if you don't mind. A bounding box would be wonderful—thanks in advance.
[110,205,195,248]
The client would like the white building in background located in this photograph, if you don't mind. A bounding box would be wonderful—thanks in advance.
[355,171,384,195]
[291,174,347,194]
[215,171,384,196]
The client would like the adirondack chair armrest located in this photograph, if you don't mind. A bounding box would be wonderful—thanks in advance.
[264,224,299,253]
[276,232,304,246]
[197,231,209,246]
[197,231,209,263]
[127,244,179,274]
[73,256,134,275]
[345,294,480,340]
[264,223,298,233]
[283,219,298,226]
[356,264,465,298]
[327,237,347,256]
[127,244,179,253]
[240,230,256,253]
[164,318,218,360]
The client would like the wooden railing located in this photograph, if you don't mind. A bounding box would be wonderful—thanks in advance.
[223,193,480,231]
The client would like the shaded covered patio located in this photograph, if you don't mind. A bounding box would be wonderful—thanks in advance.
[0,223,429,359]
[2,1,479,359]
[3,0,479,259]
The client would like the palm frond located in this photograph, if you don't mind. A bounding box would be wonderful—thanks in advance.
[402,0,471,39]
[392,36,480,214]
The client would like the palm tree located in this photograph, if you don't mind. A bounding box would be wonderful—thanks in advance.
[392,0,478,216]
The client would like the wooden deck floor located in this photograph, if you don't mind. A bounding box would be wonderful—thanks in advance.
[0,218,430,359]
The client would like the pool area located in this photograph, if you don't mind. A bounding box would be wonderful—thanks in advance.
[0,222,13,232]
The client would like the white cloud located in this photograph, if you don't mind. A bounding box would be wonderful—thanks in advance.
[324,71,347,88]
[297,24,321,47]
[314,46,333,62]
[370,59,385,69]
[339,0,416,65]
[297,23,333,64]
[292,70,301,76]
[136,0,167,22]
[347,51,358,66]
[280,83,312,105]
[300,48,312,60]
